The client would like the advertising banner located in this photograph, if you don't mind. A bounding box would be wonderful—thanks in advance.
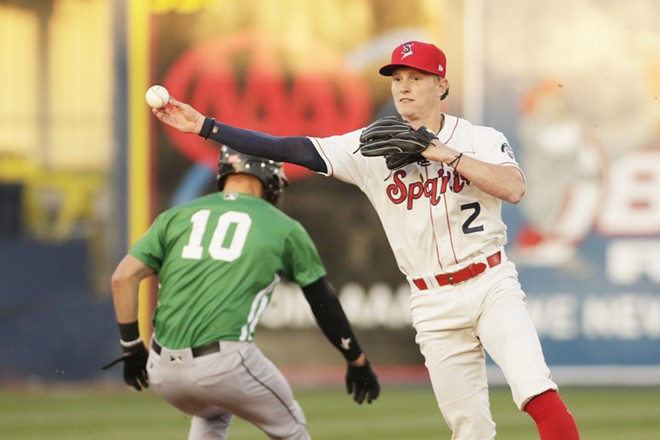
[148,0,659,370]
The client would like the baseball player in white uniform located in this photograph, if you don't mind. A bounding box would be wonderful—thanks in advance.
[153,40,580,439]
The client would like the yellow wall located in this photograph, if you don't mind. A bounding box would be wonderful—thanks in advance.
[48,0,114,171]
[0,0,113,172]
[0,0,115,243]
[0,6,39,158]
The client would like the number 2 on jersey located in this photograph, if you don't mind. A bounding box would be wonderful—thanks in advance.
[461,202,485,234]
[181,210,252,261]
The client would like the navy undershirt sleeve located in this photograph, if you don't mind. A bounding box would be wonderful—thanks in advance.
[199,117,327,173]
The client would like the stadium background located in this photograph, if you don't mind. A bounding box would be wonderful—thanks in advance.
[0,0,659,392]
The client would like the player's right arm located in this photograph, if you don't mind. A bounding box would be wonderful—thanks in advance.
[153,97,327,172]
[111,254,155,325]
[105,254,155,391]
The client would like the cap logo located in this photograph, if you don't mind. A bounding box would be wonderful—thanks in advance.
[400,42,415,60]
[501,143,515,159]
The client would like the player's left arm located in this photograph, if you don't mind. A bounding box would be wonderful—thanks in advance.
[301,277,363,362]
[422,139,526,204]
[302,277,380,404]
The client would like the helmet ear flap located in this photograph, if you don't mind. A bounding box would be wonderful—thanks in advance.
[264,173,288,206]
[216,173,226,192]
[216,149,231,191]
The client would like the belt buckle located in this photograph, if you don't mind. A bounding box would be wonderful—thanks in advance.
[447,272,455,285]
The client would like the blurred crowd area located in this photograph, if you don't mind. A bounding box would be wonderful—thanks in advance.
[0,0,658,295]
[0,0,115,293]
[0,0,658,382]
[0,0,453,295]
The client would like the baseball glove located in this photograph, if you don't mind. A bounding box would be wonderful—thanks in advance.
[385,152,429,171]
[358,116,437,169]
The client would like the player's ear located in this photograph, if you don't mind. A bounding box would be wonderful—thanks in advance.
[434,76,445,96]
[437,78,450,101]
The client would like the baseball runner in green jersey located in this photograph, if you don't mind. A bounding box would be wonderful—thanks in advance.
[105,147,379,439]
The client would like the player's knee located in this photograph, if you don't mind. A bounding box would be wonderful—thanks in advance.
[281,424,310,440]
[440,396,496,440]
[447,413,496,440]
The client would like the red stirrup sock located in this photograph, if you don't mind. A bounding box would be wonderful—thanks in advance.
[524,389,580,440]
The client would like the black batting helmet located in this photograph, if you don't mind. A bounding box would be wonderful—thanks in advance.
[217,146,288,205]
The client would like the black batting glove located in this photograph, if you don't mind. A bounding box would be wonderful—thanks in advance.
[121,344,149,391]
[345,360,380,404]
[102,343,150,391]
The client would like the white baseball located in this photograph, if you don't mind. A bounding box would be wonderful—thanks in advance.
[145,85,170,108]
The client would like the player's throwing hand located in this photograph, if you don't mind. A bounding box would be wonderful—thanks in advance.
[151,96,205,134]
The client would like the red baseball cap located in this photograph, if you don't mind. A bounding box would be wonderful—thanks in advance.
[379,41,447,78]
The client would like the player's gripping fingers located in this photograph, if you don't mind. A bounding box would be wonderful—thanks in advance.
[360,122,410,140]
[136,366,149,389]
[354,386,367,405]
[152,97,204,133]
[385,153,425,170]
[360,129,434,160]
[124,364,149,391]
[367,385,380,404]
[361,116,410,132]
[359,138,409,157]
[362,369,380,404]
[412,126,438,146]
[125,376,142,392]
[359,385,379,404]
[388,136,431,154]
[345,361,380,405]
[122,345,150,391]
[359,116,413,144]
[363,115,411,132]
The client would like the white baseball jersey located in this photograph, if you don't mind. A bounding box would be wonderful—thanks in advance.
[310,114,522,281]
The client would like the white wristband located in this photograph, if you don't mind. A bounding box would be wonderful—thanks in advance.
[119,337,142,348]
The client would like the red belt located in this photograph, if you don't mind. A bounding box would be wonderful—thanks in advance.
[412,251,502,290]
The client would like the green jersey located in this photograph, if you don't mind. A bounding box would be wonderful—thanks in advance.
[129,192,326,349]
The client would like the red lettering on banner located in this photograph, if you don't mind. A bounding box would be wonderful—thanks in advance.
[597,151,660,236]
[160,33,371,180]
